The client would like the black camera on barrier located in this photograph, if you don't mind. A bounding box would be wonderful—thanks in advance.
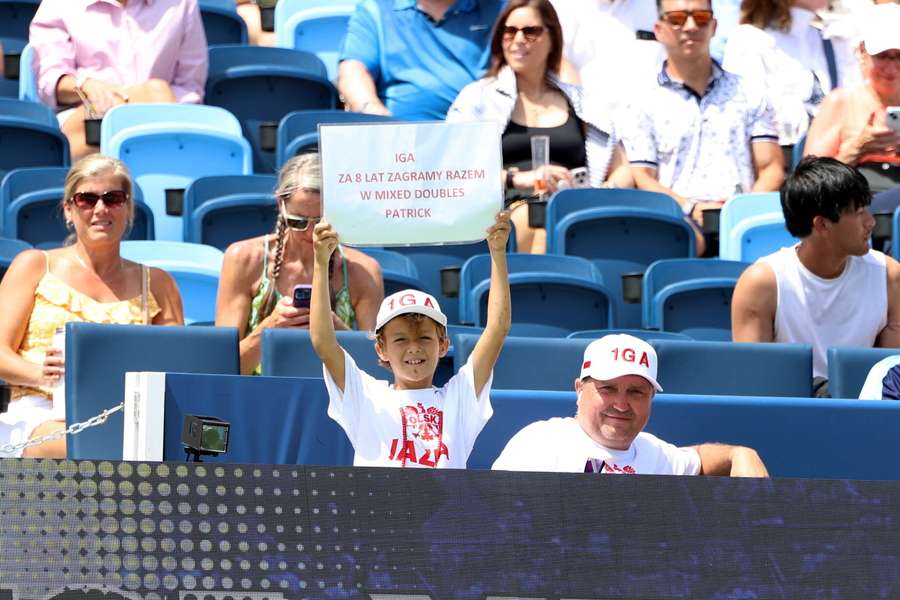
[182,415,230,461]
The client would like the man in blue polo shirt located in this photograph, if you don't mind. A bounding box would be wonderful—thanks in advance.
[338,0,504,120]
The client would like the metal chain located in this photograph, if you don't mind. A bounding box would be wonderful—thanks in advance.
[0,402,124,456]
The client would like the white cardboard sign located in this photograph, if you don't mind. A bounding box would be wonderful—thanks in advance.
[320,121,503,246]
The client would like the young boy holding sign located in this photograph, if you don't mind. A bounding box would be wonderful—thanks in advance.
[310,214,511,468]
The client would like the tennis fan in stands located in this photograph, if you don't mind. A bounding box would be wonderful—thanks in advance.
[549,0,665,111]
[29,0,209,160]
[731,156,900,394]
[722,0,860,158]
[619,0,784,248]
[803,3,900,198]
[310,213,511,469]
[216,153,384,375]
[338,0,504,120]
[0,155,184,459]
[447,0,632,254]
[493,333,769,476]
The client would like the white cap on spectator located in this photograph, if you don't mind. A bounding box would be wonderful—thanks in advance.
[579,334,663,392]
[861,3,900,55]
[375,289,447,331]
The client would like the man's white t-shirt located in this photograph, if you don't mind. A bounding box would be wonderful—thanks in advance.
[492,417,701,475]
[323,350,494,468]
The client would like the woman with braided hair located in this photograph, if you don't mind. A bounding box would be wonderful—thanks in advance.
[216,153,384,374]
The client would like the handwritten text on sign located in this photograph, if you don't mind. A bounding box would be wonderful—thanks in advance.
[320,121,502,246]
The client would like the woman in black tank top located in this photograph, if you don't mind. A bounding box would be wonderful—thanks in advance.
[450,0,631,253]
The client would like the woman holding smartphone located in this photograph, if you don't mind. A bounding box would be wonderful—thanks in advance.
[446,0,631,254]
[215,153,384,375]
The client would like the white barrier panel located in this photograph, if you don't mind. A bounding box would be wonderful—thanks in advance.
[320,121,503,246]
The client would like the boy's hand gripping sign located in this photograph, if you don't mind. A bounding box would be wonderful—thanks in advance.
[320,121,503,246]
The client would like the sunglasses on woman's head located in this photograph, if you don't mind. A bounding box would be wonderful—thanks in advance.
[69,190,129,209]
[660,9,714,27]
[502,25,545,43]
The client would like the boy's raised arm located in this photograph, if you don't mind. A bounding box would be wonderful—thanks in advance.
[310,221,347,391]
[469,212,512,396]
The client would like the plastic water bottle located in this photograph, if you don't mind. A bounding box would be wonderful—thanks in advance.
[51,326,65,419]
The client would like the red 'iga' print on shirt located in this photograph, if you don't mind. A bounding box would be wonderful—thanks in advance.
[388,402,449,467]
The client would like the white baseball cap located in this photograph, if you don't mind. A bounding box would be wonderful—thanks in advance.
[861,3,900,56]
[375,289,448,331]
[579,334,663,392]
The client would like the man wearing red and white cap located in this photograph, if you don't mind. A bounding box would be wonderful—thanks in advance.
[493,334,769,476]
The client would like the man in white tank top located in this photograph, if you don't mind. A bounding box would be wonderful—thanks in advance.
[732,156,900,386]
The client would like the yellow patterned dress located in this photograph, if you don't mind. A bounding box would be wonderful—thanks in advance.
[0,259,160,456]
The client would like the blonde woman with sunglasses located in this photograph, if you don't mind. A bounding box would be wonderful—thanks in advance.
[0,155,184,459]
[215,153,384,375]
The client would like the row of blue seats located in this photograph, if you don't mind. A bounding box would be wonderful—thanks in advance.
[0,230,748,337]
[61,322,900,474]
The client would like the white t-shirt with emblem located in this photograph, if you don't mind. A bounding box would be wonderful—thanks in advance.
[323,350,494,468]
[492,417,701,475]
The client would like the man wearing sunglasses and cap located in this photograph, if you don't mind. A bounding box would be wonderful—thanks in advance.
[493,334,769,476]
[618,0,784,251]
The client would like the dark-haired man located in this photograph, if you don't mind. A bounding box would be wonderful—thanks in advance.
[732,156,900,383]
[619,0,783,232]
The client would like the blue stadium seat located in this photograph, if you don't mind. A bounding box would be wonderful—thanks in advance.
[65,322,240,460]
[892,205,900,261]
[16,43,37,102]
[545,188,696,329]
[385,241,493,325]
[642,258,750,340]
[261,328,381,378]
[276,109,395,169]
[101,103,253,241]
[205,45,338,173]
[120,241,224,324]
[652,339,813,397]
[458,253,615,336]
[0,98,69,179]
[827,346,900,399]
[274,0,356,82]
[567,329,693,341]
[0,166,154,246]
[719,192,796,261]
[182,174,277,250]
[0,0,39,69]
[0,235,30,281]
[453,334,591,391]
[198,2,249,45]
[359,248,425,295]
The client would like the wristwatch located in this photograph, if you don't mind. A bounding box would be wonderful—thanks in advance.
[505,167,519,190]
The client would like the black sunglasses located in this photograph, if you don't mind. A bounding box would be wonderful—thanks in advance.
[70,190,129,209]
[501,25,545,43]
[660,9,714,27]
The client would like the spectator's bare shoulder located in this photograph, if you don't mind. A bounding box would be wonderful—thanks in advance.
[884,254,900,295]
[735,261,777,300]
[222,235,267,279]
[3,249,50,288]
[342,247,383,291]
[816,87,851,118]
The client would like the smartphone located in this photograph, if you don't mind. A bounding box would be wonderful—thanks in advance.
[887,107,900,133]
[292,284,312,309]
